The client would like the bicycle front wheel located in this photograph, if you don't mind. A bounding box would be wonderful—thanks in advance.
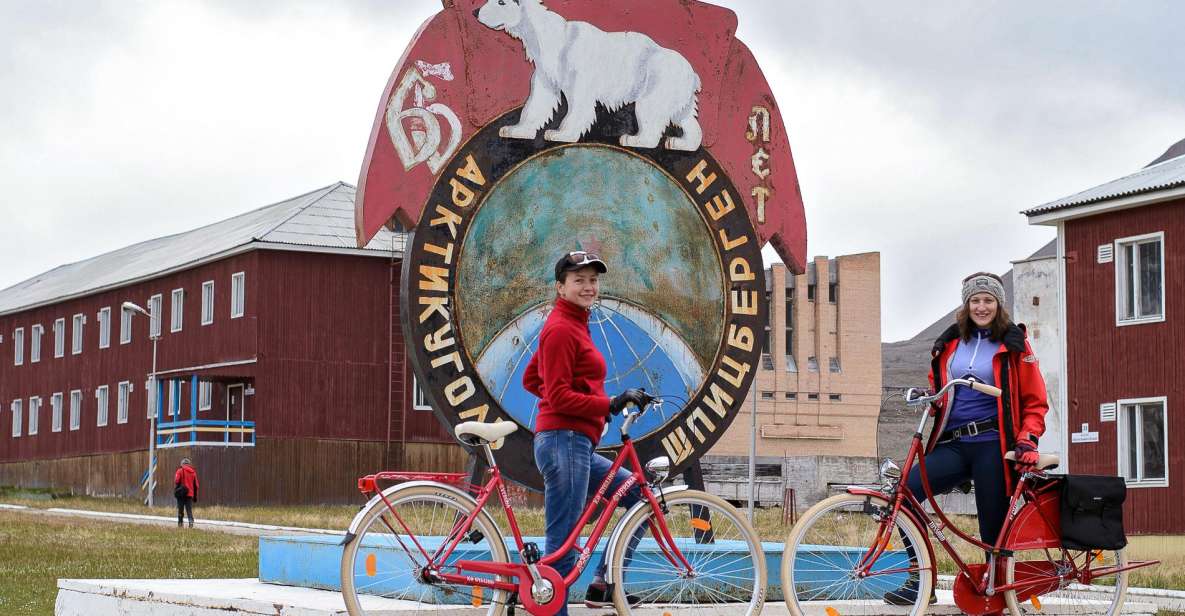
[782,492,935,616]
[340,483,510,616]
[1003,547,1128,616]
[608,489,767,615]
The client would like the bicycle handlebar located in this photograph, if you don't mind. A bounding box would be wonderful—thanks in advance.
[904,377,1001,407]
[620,391,660,435]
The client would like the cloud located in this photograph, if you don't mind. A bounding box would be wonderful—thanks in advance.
[739,0,1185,339]
[1,1,437,294]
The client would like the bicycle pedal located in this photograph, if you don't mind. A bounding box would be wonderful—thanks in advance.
[466,529,485,544]
[521,542,541,564]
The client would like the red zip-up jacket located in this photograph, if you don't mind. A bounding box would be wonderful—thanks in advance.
[175,464,199,500]
[927,323,1048,493]
[523,298,611,444]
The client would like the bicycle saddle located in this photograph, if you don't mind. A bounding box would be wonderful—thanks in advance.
[1004,450,1060,471]
[455,420,518,446]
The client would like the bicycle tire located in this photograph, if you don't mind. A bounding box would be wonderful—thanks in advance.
[340,483,510,616]
[1003,547,1128,615]
[781,492,935,616]
[608,489,767,615]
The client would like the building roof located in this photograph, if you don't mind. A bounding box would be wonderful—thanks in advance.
[0,182,404,315]
[1023,143,1185,216]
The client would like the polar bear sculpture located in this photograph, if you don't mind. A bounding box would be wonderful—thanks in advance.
[475,0,703,151]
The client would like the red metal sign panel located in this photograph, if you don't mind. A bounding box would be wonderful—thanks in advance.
[355,0,806,271]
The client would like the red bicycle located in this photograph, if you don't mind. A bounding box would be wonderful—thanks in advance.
[780,378,1158,615]
[340,395,767,615]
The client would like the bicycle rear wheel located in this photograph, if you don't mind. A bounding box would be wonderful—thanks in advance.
[340,483,510,616]
[608,489,766,615]
[782,492,934,616]
[1003,547,1128,616]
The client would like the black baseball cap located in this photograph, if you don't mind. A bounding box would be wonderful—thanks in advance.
[554,251,607,282]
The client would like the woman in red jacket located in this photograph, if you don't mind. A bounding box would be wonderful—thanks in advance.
[174,457,200,529]
[886,272,1049,607]
[523,251,648,613]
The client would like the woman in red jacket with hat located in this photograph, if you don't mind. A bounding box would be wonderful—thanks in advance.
[886,271,1049,607]
[522,250,649,613]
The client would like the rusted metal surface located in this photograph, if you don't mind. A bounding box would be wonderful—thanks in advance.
[354,0,806,272]
[401,117,767,489]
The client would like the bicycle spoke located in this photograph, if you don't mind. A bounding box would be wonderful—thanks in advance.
[613,491,764,615]
[341,486,508,616]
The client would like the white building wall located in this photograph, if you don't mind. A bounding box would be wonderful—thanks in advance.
[1010,255,1065,462]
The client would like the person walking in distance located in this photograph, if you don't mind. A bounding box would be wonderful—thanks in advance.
[174,457,199,528]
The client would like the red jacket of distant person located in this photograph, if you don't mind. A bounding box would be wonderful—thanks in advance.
[175,463,200,500]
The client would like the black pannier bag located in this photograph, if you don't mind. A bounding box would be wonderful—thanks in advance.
[1060,475,1127,551]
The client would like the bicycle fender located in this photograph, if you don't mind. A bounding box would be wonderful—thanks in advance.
[604,484,693,584]
[843,487,939,589]
[343,480,497,540]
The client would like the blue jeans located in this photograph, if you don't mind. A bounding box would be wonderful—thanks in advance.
[906,435,1008,544]
[534,429,641,614]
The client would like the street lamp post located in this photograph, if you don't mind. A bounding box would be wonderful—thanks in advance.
[123,301,159,508]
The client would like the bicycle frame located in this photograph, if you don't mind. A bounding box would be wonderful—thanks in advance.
[850,386,1158,600]
[357,424,694,601]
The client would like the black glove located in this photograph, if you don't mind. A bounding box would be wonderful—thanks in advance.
[609,388,650,415]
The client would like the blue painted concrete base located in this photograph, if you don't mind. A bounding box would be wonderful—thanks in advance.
[259,534,907,603]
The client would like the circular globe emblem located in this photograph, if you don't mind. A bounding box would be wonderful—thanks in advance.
[403,111,766,489]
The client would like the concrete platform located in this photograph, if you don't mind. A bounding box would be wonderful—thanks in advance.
[261,534,787,601]
[56,578,1160,615]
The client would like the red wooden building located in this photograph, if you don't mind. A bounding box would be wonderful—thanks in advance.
[0,183,457,504]
[1025,139,1185,533]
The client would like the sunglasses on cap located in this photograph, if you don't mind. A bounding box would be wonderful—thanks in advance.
[566,251,602,266]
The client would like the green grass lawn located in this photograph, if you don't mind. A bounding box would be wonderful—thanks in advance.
[0,511,257,616]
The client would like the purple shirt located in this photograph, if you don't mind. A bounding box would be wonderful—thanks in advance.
[947,329,1000,442]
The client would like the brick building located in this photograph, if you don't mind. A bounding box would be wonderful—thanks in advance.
[705,253,882,506]
[0,183,459,504]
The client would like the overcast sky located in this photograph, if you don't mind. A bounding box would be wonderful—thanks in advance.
[2,1,1182,341]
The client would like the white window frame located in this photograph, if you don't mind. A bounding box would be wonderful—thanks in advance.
[96,385,109,427]
[148,294,162,338]
[231,272,245,318]
[199,381,213,411]
[201,280,214,325]
[1114,231,1166,326]
[51,392,63,432]
[54,318,65,358]
[120,306,133,344]
[72,313,85,355]
[117,381,131,424]
[146,379,155,420]
[1116,396,1169,488]
[13,327,24,365]
[171,288,184,332]
[28,396,40,436]
[30,324,43,363]
[412,376,432,410]
[98,307,111,349]
[167,382,176,417]
[11,399,21,437]
[69,389,82,431]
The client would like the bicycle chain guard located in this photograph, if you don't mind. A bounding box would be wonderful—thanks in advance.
[517,563,565,616]
[953,564,1007,615]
